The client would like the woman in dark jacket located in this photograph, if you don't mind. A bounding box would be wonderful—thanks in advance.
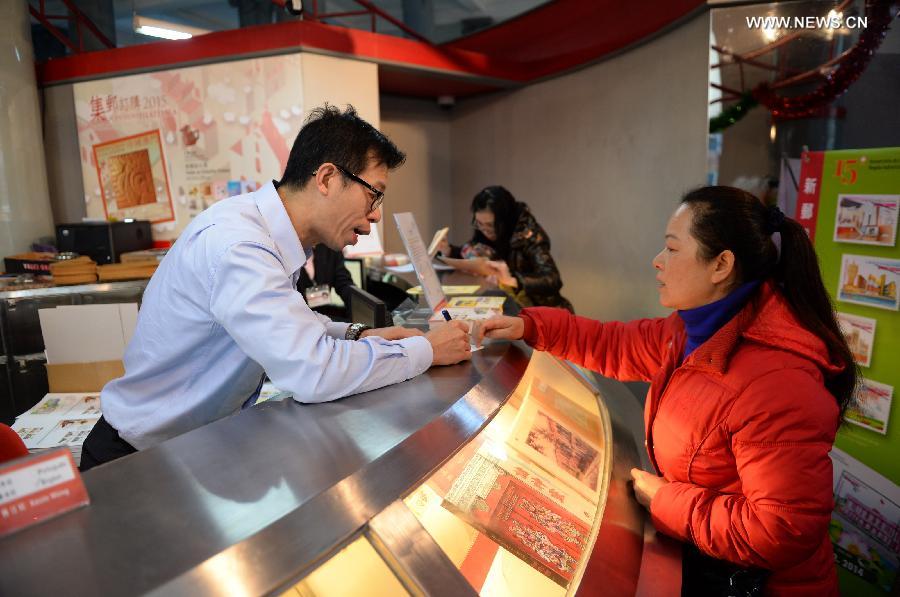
[446,186,573,311]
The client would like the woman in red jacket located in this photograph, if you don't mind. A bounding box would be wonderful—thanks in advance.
[476,186,855,596]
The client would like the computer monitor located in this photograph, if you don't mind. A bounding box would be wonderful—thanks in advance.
[347,285,391,329]
[344,258,364,290]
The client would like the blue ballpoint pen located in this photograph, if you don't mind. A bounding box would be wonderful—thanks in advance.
[441,309,452,321]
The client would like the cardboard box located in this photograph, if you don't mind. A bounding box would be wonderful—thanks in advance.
[39,304,137,392]
[46,361,125,393]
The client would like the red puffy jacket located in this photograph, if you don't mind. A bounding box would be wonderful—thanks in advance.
[520,282,841,596]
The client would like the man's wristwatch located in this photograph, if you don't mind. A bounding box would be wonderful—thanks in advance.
[345,322,371,341]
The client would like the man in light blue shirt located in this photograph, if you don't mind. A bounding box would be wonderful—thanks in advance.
[81,106,471,469]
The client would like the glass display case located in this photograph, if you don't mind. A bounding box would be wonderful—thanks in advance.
[274,351,619,597]
[0,338,664,596]
[402,351,610,595]
[281,535,411,597]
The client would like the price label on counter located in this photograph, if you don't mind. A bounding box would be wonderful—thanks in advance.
[0,448,89,537]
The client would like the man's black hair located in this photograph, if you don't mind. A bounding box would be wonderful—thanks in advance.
[278,104,405,190]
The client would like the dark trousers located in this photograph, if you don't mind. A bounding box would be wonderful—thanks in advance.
[682,543,769,597]
[80,416,137,472]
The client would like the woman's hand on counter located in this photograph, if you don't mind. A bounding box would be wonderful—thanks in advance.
[361,326,424,341]
[630,468,669,509]
[473,315,525,345]
[425,320,473,366]
[486,260,517,287]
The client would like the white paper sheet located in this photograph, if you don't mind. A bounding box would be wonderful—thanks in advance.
[385,261,453,274]
[393,213,447,311]
[39,303,138,364]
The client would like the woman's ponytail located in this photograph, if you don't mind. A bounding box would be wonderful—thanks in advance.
[774,217,857,415]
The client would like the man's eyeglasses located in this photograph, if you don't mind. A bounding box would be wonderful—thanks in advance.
[334,164,384,213]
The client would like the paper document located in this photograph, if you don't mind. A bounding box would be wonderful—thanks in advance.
[427,227,449,259]
[447,296,505,310]
[393,213,446,311]
[386,261,453,274]
[12,393,103,467]
[407,285,481,296]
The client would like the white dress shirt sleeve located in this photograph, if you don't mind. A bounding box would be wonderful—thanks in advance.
[309,309,350,339]
[209,242,432,403]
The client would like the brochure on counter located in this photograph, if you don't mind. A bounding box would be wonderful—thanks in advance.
[426,296,505,324]
[11,393,103,466]
[446,296,505,310]
[407,285,482,296]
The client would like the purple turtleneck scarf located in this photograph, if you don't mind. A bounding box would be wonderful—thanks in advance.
[677,280,761,359]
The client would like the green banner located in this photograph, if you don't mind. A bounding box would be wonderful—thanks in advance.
[799,147,900,595]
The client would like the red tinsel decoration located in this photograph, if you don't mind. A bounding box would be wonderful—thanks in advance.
[752,0,896,119]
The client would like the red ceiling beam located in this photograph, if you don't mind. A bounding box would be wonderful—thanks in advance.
[36,1,707,98]
[37,19,529,88]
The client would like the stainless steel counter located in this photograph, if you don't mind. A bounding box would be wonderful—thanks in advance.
[0,340,534,596]
[0,280,149,301]
[0,273,666,596]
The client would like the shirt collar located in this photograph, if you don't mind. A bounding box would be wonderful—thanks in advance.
[254,181,309,277]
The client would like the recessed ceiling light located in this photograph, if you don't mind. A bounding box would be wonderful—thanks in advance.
[134,16,210,40]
